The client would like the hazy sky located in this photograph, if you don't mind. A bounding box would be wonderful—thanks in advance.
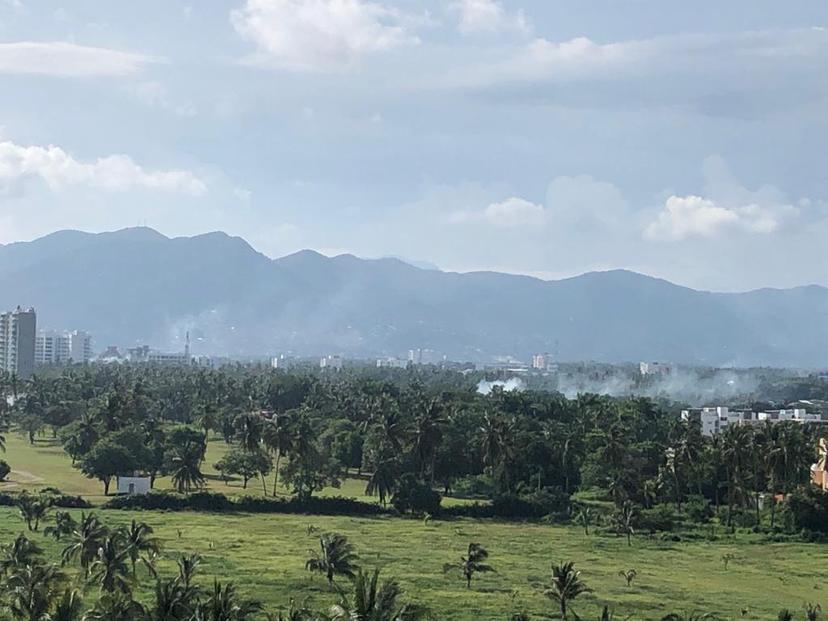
[0,0,826,291]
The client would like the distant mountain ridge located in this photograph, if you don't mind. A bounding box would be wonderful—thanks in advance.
[1,227,827,367]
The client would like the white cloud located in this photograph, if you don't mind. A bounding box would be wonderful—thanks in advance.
[451,0,529,36]
[645,155,806,241]
[231,0,419,72]
[443,28,828,114]
[0,140,206,196]
[451,196,545,228]
[0,41,157,77]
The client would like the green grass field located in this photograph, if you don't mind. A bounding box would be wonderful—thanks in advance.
[2,432,828,619]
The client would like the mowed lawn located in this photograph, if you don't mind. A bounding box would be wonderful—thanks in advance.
[0,433,404,505]
[0,507,826,620]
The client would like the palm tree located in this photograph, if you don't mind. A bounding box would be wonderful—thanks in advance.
[618,568,637,587]
[83,592,145,621]
[805,603,822,621]
[4,563,65,621]
[234,412,264,453]
[196,579,262,621]
[306,533,359,586]
[88,535,132,594]
[45,512,78,542]
[613,501,637,547]
[661,613,715,621]
[262,413,293,495]
[329,568,426,621]
[168,440,206,494]
[411,398,444,484]
[721,424,752,530]
[479,413,515,492]
[16,492,52,531]
[44,589,83,621]
[443,543,494,589]
[176,553,202,591]
[0,534,43,576]
[364,451,398,507]
[61,512,108,577]
[545,561,590,621]
[116,519,159,577]
[574,506,592,536]
[146,578,197,621]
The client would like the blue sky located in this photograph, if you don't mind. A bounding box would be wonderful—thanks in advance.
[0,0,826,291]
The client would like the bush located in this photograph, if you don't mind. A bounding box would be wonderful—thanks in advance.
[104,491,386,516]
[785,487,828,534]
[0,460,9,481]
[638,505,677,532]
[0,489,90,509]
[683,495,714,523]
[392,474,442,515]
[452,474,496,499]
[445,488,570,520]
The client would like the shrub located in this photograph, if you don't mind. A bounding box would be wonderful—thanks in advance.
[445,488,570,520]
[0,490,90,509]
[104,490,386,516]
[785,487,828,534]
[392,474,442,515]
[638,504,676,532]
[0,460,9,481]
[452,474,496,499]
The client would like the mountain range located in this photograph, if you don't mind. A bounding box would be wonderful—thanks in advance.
[0,227,826,368]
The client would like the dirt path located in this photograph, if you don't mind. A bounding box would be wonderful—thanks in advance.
[0,469,45,489]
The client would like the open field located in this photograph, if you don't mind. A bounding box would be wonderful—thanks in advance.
[1,506,826,620]
[3,431,828,619]
[0,432,471,506]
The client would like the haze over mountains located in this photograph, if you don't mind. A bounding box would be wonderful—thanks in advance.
[0,228,826,368]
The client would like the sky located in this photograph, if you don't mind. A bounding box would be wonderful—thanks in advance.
[0,0,826,292]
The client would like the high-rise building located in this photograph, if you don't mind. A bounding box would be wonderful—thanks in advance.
[35,330,93,365]
[0,307,37,379]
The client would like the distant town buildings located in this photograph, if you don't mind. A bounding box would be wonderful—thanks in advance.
[0,307,36,379]
[640,361,673,376]
[377,357,408,369]
[126,334,192,366]
[35,330,93,365]
[320,355,343,371]
[531,353,550,370]
[408,348,443,365]
[682,406,825,437]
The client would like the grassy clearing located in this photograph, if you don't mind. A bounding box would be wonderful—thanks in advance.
[1,507,826,620]
[0,432,474,507]
[2,432,827,619]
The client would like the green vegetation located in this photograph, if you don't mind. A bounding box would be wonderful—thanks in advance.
[1,364,828,619]
[1,507,828,620]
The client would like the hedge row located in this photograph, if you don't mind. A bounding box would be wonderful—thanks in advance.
[0,490,92,509]
[103,491,387,516]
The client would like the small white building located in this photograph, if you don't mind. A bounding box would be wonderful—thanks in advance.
[640,362,673,376]
[377,357,408,369]
[682,406,826,437]
[116,476,151,496]
[320,355,343,371]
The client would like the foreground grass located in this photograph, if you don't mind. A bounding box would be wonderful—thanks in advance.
[1,506,827,620]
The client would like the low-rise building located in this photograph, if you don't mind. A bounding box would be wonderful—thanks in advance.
[377,357,408,369]
[682,406,827,437]
[640,361,673,376]
[320,355,343,371]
